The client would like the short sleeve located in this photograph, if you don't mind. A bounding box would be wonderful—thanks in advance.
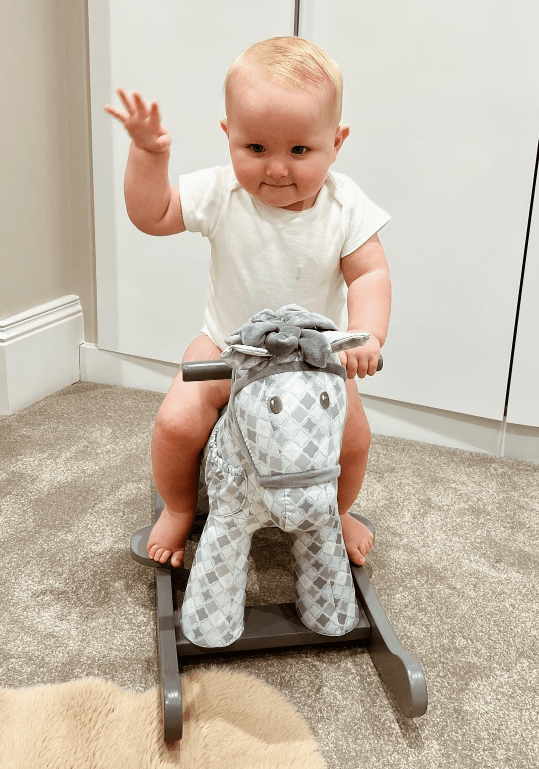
[330,173,391,257]
[179,166,232,238]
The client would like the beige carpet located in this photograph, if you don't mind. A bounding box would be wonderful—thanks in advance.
[0,670,324,768]
[1,382,538,769]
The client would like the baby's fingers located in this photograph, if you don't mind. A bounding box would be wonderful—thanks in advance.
[148,101,162,131]
[132,91,152,117]
[104,88,170,152]
[103,87,137,123]
[367,354,381,377]
[115,87,137,115]
[103,103,127,123]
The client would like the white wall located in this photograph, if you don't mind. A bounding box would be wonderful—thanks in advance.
[0,1,94,414]
[84,0,539,462]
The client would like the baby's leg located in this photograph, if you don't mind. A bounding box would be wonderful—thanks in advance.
[148,335,230,567]
[338,379,374,566]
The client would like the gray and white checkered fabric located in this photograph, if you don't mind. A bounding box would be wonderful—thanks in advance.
[180,357,360,648]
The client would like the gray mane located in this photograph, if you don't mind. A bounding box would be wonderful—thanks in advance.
[225,304,339,368]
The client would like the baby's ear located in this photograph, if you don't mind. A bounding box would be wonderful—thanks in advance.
[333,124,350,160]
[220,118,229,136]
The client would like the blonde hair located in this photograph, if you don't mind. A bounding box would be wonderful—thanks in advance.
[224,37,343,123]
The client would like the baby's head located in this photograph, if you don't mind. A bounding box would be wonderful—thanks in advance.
[221,37,349,212]
[224,37,343,127]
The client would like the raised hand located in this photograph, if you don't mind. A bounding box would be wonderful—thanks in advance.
[103,88,171,153]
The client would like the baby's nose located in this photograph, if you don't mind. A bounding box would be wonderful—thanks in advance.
[266,158,288,178]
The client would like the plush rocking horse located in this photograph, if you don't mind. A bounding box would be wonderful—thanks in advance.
[180,304,371,648]
[131,304,428,740]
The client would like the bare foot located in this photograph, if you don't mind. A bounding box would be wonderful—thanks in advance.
[339,512,374,566]
[147,505,194,568]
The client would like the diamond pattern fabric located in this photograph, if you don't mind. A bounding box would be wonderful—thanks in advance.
[180,344,360,648]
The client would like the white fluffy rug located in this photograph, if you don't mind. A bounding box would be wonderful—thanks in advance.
[0,669,325,768]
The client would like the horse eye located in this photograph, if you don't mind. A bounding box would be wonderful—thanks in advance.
[269,396,283,414]
[320,392,330,409]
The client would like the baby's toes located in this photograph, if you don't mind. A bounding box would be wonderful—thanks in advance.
[356,541,369,558]
[158,549,173,563]
[348,547,366,566]
[148,545,171,563]
[170,550,185,568]
[362,531,374,553]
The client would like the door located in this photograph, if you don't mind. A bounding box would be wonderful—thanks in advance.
[302,0,539,420]
[506,151,539,427]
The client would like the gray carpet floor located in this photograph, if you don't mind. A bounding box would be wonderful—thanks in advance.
[1,382,538,768]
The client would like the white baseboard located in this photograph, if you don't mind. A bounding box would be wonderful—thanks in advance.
[361,392,539,464]
[80,342,178,393]
[0,296,84,415]
[361,393,503,455]
[502,422,539,464]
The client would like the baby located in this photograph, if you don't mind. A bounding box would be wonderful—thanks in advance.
[104,36,391,569]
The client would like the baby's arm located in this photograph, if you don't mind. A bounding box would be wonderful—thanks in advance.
[103,89,185,236]
[340,233,391,378]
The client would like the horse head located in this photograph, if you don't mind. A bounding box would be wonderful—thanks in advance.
[219,306,369,528]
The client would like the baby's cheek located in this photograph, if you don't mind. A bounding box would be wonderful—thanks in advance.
[231,158,247,181]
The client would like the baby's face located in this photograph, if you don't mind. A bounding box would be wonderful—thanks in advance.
[222,71,348,211]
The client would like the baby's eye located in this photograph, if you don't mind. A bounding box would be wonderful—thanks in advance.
[248,144,265,154]
[291,146,308,155]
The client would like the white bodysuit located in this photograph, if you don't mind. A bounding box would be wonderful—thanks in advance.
[179,165,390,350]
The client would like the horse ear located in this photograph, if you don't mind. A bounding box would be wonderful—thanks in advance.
[221,343,272,370]
[322,330,370,353]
